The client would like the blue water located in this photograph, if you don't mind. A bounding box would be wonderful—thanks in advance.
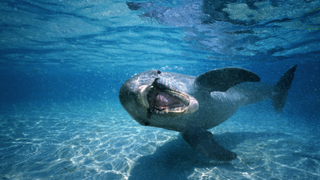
[0,0,319,179]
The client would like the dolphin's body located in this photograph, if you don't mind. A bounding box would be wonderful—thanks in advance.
[119,65,297,161]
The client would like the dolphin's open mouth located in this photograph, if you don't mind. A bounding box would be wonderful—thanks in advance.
[148,87,189,112]
[136,82,198,117]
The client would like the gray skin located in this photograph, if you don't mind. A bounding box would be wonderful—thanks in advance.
[119,65,297,161]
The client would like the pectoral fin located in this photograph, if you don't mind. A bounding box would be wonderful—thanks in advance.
[195,67,260,92]
[180,127,237,161]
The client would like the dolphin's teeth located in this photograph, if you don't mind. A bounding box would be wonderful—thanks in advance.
[137,83,198,116]
[164,90,190,106]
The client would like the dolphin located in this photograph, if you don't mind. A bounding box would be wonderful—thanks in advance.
[119,65,297,161]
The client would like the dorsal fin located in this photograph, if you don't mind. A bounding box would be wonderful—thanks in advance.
[195,67,260,92]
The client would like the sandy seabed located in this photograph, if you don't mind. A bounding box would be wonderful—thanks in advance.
[0,101,319,180]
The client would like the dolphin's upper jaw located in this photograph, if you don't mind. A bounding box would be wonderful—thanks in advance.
[136,84,199,116]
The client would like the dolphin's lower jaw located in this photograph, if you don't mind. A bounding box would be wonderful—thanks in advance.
[137,85,199,117]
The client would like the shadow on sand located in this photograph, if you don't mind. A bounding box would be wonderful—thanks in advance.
[129,131,289,180]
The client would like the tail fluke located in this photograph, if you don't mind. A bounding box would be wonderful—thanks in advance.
[272,64,298,113]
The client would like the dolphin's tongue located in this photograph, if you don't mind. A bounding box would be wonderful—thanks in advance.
[155,91,183,110]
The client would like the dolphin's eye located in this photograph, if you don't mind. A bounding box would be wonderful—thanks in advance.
[144,122,150,126]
